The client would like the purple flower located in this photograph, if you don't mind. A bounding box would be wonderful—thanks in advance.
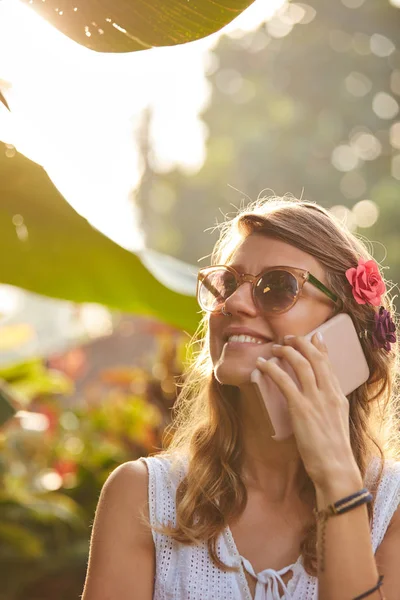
[372,307,396,351]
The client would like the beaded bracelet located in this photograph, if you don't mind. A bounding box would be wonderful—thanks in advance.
[313,487,373,572]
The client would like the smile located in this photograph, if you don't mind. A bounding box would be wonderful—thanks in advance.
[227,334,267,344]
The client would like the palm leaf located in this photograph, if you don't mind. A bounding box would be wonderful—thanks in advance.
[19,0,255,52]
[0,143,199,334]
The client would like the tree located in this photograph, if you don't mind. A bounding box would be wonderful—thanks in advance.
[137,0,400,293]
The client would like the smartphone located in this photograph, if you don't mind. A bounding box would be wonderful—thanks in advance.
[251,312,370,441]
[0,382,17,427]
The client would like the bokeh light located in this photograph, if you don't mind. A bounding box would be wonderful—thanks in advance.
[350,131,382,161]
[60,411,80,431]
[345,72,372,97]
[370,33,395,57]
[18,410,50,432]
[0,285,23,320]
[39,469,63,491]
[390,70,400,95]
[352,199,380,228]
[331,144,359,172]
[340,171,367,199]
[389,122,400,149]
[78,305,113,339]
[65,436,84,455]
[372,92,399,119]
[329,205,357,231]
[391,154,400,179]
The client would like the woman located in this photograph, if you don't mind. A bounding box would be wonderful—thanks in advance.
[82,197,400,600]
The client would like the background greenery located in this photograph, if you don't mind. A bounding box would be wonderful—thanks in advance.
[0,324,184,599]
[137,0,400,293]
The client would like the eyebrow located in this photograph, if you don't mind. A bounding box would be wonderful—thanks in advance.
[227,262,246,272]
[228,263,304,274]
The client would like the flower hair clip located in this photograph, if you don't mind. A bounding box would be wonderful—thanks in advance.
[345,257,386,306]
[345,258,397,351]
[372,306,396,351]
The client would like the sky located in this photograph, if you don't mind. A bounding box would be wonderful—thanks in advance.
[0,0,285,252]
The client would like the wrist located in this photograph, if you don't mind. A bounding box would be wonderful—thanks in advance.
[315,464,364,508]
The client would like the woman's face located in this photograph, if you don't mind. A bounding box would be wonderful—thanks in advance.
[209,234,336,387]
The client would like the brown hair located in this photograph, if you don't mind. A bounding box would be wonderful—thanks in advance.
[155,196,400,576]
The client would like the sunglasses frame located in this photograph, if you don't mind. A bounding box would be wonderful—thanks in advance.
[197,264,340,315]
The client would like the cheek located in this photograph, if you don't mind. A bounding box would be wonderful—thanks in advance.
[208,316,222,364]
[272,301,333,339]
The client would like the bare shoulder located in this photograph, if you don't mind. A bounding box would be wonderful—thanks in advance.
[96,459,150,531]
[82,459,154,600]
[101,459,149,508]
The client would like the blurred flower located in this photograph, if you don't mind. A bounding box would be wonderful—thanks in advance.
[48,348,87,380]
[53,458,77,478]
[372,307,396,351]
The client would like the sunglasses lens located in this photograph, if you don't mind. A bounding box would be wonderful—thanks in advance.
[198,269,237,312]
[255,270,298,313]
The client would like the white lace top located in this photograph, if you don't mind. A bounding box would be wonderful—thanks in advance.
[139,455,400,600]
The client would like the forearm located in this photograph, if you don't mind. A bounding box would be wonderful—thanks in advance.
[315,466,381,600]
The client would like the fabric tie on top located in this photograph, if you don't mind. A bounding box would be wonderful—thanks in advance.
[241,556,295,600]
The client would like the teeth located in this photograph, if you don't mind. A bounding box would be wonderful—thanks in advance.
[228,334,265,344]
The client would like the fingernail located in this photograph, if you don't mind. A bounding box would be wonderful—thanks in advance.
[256,356,267,364]
[283,335,295,342]
[316,331,324,343]
[272,344,282,350]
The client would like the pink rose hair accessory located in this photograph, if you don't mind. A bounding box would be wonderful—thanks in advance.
[372,307,397,352]
[345,257,386,306]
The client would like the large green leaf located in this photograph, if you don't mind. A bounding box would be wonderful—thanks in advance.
[0,142,199,333]
[20,0,255,53]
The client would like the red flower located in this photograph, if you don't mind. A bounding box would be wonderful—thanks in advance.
[345,258,386,306]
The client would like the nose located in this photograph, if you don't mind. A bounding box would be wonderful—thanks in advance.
[224,281,258,317]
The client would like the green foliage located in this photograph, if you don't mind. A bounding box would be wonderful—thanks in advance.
[137,0,400,294]
[0,360,73,405]
[18,0,255,52]
[0,143,199,333]
[0,329,183,599]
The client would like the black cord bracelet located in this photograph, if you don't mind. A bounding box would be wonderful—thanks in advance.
[334,491,373,515]
[314,487,373,573]
[334,488,370,508]
[352,575,384,600]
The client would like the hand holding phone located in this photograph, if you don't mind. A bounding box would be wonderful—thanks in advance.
[251,313,370,441]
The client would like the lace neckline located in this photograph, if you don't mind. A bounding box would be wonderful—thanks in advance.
[220,457,382,599]
[224,526,303,600]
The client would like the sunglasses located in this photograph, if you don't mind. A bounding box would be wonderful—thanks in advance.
[197,264,340,316]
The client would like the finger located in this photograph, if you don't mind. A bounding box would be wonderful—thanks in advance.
[310,332,342,392]
[311,331,328,355]
[270,344,317,393]
[256,356,301,407]
[283,334,333,390]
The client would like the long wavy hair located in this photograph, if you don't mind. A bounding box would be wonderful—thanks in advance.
[154,196,400,576]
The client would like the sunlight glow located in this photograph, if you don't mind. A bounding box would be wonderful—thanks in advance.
[0,0,285,250]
